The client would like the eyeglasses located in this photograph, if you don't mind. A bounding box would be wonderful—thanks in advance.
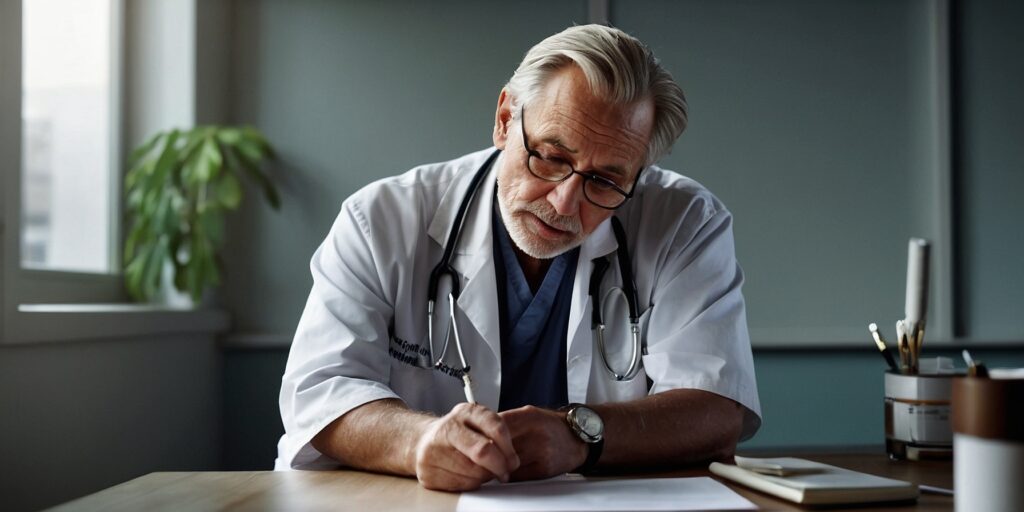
[519,106,642,210]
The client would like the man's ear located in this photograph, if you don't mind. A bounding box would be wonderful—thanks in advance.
[493,88,514,149]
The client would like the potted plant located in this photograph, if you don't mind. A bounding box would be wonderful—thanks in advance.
[123,125,280,304]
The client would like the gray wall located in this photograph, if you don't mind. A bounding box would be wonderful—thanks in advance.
[221,0,590,335]
[217,0,1024,469]
[222,0,1024,344]
[615,0,949,343]
[955,0,1024,339]
[0,336,221,512]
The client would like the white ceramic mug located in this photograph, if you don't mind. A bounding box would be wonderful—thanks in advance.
[952,375,1024,511]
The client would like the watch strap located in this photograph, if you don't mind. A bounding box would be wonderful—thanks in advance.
[574,437,604,474]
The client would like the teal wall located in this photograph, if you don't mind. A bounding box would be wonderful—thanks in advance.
[748,349,1024,448]
[217,0,1024,469]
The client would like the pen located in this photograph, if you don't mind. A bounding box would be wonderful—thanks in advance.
[904,239,930,375]
[869,323,898,371]
[962,349,988,378]
[912,323,925,374]
[896,320,910,374]
[919,484,954,496]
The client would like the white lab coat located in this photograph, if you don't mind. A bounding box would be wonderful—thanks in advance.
[276,148,761,469]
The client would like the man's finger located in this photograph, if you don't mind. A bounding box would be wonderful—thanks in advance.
[418,453,495,492]
[446,423,513,482]
[463,406,520,470]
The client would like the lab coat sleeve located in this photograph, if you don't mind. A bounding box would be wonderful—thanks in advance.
[277,196,401,469]
[641,205,762,440]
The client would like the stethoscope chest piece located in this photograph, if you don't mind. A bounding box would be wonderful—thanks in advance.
[588,217,644,381]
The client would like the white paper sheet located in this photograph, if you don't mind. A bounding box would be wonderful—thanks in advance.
[456,475,756,512]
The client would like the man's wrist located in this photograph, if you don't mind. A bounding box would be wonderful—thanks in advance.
[406,414,440,476]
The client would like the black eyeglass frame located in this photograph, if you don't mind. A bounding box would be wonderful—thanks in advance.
[519,106,643,210]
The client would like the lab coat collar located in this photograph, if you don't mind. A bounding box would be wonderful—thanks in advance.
[427,148,499,258]
[578,217,618,262]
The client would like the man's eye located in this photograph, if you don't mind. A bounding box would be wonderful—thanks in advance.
[587,175,618,190]
[593,173,624,188]
[540,153,569,165]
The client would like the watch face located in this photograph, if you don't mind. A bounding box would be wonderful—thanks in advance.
[576,407,604,438]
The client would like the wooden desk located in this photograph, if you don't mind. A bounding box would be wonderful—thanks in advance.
[48,453,953,511]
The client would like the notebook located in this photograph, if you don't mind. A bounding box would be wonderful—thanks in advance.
[709,457,919,505]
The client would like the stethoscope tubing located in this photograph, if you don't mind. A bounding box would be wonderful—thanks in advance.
[427,150,501,369]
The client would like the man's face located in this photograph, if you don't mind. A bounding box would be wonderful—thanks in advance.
[492,66,654,260]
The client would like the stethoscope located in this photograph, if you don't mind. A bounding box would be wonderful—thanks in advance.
[427,150,644,403]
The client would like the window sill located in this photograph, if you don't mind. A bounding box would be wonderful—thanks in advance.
[5,303,230,346]
[222,333,291,350]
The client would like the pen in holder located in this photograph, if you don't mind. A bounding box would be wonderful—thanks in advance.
[876,238,948,460]
[902,238,929,375]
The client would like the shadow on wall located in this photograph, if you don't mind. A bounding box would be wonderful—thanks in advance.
[223,349,288,470]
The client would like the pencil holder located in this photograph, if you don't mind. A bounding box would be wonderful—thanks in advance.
[883,371,953,460]
[953,374,1024,512]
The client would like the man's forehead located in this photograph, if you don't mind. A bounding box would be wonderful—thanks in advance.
[527,67,654,161]
[529,104,653,169]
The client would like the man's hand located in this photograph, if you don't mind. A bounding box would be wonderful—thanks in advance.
[413,402,521,491]
[499,405,587,481]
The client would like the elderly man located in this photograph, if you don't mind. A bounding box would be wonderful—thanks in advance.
[277,24,761,491]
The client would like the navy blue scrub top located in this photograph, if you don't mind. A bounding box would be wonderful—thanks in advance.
[493,207,578,411]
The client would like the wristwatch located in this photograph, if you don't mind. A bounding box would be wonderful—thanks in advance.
[564,403,604,474]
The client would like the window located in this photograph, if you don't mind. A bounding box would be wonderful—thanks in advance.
[21,0,119,273]
[3,0,216,345]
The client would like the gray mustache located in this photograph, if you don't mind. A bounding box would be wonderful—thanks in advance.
[520,202,581,234]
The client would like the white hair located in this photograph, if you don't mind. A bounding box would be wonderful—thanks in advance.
[505,24,688,166]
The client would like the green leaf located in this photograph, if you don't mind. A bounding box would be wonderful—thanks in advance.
[125,158,155,197]
[124,250,146,300]
[202,136,223,175]
[152,194,171,236]
[124,222,145,262]
[151,130,181,191]
[217,172,242,210]
[127,132,163,169]
[176,132,206,185]
[236,138,264,167]
[262,179,281,210]
[198,209,225,246]
[216,128,243,145]
[142,236,169,301]
[126,188,144,211]
[226,146,281,209]
[193,136,223,183]
[242,126,276,160]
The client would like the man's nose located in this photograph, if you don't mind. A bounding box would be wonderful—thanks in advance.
[547,173,584,216]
